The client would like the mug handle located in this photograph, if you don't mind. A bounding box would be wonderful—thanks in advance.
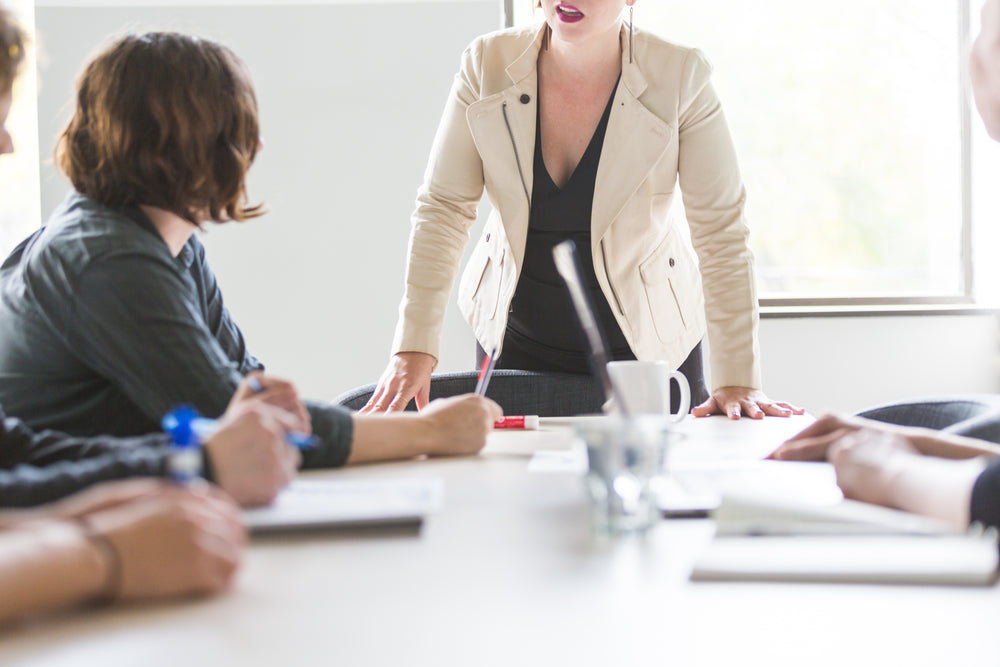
[665,370,691,422]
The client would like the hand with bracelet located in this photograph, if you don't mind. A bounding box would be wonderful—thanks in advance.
[0,479,245,627]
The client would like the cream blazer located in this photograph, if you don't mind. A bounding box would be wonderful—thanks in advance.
[391,23,762,390]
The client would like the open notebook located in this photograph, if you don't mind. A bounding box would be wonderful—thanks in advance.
[241,477,444,534]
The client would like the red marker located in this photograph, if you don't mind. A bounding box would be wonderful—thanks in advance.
[493,415,539,430]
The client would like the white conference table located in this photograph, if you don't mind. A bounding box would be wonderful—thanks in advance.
[3,415,999,666]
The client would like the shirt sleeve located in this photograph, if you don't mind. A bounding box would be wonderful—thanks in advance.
[391,38,487,360]
[0,415,173,507]
[676,48,762,390]
[301,401,353,469]
[970,459,1000,529]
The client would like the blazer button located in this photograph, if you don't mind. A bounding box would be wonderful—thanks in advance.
[520,94,531,104]
[486,233,491,242]
[669,258,675,267]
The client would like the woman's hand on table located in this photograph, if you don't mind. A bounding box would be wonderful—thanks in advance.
[361,352,435,413]
[691,386,804,420]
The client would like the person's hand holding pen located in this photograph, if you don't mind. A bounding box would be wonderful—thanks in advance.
[228,372,311,435]
[201,401,304,507]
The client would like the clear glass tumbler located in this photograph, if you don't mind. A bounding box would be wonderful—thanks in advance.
[576,416,678,535]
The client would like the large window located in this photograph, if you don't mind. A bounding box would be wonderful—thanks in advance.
[511,1,1000,305]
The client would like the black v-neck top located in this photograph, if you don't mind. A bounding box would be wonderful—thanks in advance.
[500,77,635,373]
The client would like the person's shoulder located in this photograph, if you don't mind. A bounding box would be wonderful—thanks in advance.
[28,193,173,277]
[633,28,711,72]
[463,24,541,64]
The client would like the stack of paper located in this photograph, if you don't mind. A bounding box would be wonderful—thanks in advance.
[691,494,999,586]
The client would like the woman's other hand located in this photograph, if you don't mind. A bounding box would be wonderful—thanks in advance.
[361,352,435,413]
[691,386,804,420]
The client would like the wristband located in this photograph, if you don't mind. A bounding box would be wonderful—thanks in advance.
[77,519,123,604]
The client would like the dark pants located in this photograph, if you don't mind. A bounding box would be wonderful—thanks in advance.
[477,340,710,413]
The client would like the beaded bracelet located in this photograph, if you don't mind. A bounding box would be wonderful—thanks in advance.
[77,519,123,604]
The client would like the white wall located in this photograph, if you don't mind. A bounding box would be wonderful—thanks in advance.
[35,0,496,403]
[759,314,1000,415]
[33,1,1000,415]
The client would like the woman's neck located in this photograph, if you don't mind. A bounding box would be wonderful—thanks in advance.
[540,21,623,86]
[139,205,197,257]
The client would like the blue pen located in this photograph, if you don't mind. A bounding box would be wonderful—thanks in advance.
[244,376,318,449]
[162,405,204,484]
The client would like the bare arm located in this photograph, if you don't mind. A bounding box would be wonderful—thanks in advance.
[770,413,1000,461]
[349,395,502,464]
[0,520,107,626]
[829,432,988,530]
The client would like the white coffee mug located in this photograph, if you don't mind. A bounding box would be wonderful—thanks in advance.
[606,360,691,421]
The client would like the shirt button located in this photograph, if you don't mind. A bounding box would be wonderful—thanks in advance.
[669,258,675,268]
[520,94,531,104]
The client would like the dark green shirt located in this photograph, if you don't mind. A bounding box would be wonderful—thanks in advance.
[0,192,352,471]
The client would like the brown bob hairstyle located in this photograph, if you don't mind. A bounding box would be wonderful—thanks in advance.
[0,5,26,93]
[56,32,263,224]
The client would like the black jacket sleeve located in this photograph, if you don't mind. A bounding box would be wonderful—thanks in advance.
[970,459,1000,530]
[0,414,173,507]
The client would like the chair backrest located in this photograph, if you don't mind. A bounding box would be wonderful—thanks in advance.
[857,394,1000,445]
[333,369,605,417]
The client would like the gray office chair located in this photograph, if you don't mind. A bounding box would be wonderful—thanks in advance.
[334,369,605,417]
[857,394,1000,444]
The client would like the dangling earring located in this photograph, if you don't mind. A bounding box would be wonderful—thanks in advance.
[628,5,634,64]
[544,23,551,50]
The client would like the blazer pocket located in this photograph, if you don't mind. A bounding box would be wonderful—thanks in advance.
[639,234,687,344]
[459,243,505,321]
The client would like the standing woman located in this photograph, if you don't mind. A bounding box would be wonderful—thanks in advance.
[366,1,798,419]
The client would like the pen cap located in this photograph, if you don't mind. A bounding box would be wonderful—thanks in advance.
[162,405,203,483]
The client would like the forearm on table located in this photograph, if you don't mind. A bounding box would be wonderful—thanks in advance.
[904,429,1000,459]
[886,456,988,530]
[0,521,107,626]
[346,413,432,465]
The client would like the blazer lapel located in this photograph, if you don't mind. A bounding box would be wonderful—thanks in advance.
[466,28,543,272]
[592,29,673,244]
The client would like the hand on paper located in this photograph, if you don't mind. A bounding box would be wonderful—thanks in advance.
[827,431,919,507]
[420,394,503,456]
